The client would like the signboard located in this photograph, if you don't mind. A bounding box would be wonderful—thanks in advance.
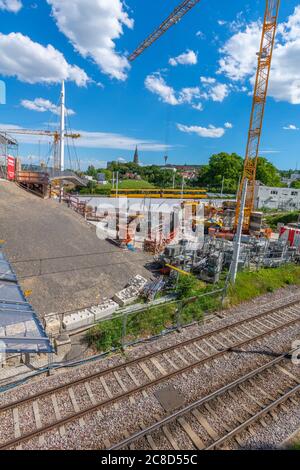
[6,156,15,180]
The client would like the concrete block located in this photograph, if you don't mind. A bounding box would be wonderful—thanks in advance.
[63,309,95,331]
[45,314,61,336]
[91,300,119,321]
[113,285,140,307]
[128,275,148,291]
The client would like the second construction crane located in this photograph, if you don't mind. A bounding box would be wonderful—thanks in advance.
[235,0,280,232]
[0,128,80,170]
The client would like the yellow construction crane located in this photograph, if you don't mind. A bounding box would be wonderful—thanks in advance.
[129,1,202,61]
[0,128,80,170]
[235,0,280,232]
[129,0,281,234]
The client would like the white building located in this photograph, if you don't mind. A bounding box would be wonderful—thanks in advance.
[281,172,300,187]
[254,183,300,210]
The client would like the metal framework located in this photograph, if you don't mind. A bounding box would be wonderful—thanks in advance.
[128,0,202,61]
[0,129,80,170]
[235,0,280,232]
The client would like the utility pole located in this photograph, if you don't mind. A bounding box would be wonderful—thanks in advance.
[116,171,119,198]
[173,169,176,189]
[181,175,185,202]
[59,80,65,202]
[221,176,224,197]
[230,179,248,284]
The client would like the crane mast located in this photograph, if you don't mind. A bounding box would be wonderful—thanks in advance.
[128,0,202,61]
[235,0,280,232]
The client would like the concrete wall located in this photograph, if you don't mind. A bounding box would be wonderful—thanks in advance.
[254,185,300,210]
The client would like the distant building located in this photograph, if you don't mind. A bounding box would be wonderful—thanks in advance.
[159,164,202,180]
[97,173,108,185]
[124,172,141,180]
[254,182,300,210]
[84,175,95,182]
[133,146,139,165]
[281,172,300,187]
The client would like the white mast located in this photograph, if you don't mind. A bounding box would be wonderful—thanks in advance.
[60,80,65,172]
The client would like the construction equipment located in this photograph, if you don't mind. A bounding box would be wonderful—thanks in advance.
[165,264,191,276]
[0,129,80,170]
[128,0,202,61]
[129,0,281,237]
[235,0,280,232]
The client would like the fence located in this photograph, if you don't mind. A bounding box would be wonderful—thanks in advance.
[85,287,227,353]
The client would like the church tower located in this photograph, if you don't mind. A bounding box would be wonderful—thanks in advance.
[133,146,139,165]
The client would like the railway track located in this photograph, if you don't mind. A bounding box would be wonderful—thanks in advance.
[110,350,300,450]
[0,298,299,450]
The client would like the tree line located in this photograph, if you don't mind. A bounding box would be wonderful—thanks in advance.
[83,152,290,194]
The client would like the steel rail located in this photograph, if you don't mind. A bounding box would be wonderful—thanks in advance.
[205,383,300,450]
[1,298,298,413]
[0,311,299,449]
[109,348,300,450]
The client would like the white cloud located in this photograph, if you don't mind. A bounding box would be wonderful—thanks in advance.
[218,6,300,104]
[177,123,225,138]
[209,83,229,102]
[21,98,75,116]
[196,31,205,39]
[0,32,88,86]
[278,5,300,41]
[0,123,170,152]
[218,20,227,26]
[200,77,229,102]
[0,0,22,12]
[218,21,261,81]
[145,74,179,106]
[47,0,133,81]
[224,122,233,129]
[178,87,201,104]
[192,103,204,111]
[260,149,281,154]
[145,72,230,107]
[169,50,198,67]
[200,76,216,84]
[283,124,299,130]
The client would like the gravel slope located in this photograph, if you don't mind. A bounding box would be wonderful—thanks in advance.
[0,181,151,316]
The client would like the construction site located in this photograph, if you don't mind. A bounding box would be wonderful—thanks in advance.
[0,0,300,456]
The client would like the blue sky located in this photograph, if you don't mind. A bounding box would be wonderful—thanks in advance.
[0,0,299,170]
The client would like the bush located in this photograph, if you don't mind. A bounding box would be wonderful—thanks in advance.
[86,264,300,353]
[265,211,300,230]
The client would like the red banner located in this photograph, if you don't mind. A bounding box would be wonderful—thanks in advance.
[6,156,15,180]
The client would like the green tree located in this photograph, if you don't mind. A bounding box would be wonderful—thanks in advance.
[291,180,300,189]
[256,157,282,186]
[196,152,243,193]
[86,165,97,178]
